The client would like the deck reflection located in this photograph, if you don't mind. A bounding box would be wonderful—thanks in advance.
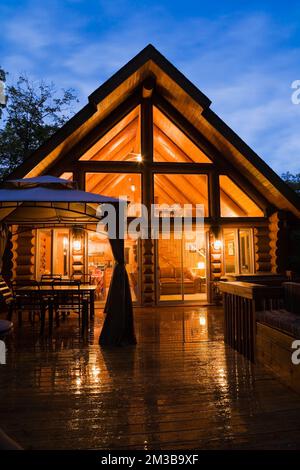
[1,306,300,449]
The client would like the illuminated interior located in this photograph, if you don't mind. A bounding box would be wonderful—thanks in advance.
[85,172,142,216]
[158,229,207,302]
[223,228,254,274]
[36,228,70,278]
[153,107,212,163]
[79,107,141,162]
[87,232,139,302]
[154,174,208,216]
[220,175,264,217]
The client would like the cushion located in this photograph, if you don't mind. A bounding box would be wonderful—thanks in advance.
[256,309,300,337]
[160,278,177,284]
[0,320,13,334]
[160,267,175,279]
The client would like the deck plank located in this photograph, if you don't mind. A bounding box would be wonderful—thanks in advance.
[0,305,300,449]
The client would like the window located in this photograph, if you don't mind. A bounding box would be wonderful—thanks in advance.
[59,172,73,181]
[157,228,207,302]
[87,232,140,303]
[154,174,208,216]
[86,172,142,216]
[220,175,264,217]
[223,228,254,274]
[80,107,141,162]
[36,228,70,278]
[153,107,212,163]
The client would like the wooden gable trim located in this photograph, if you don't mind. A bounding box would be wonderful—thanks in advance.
[45,90,140,175]
[88,44,211,110]
[202,107,300,214]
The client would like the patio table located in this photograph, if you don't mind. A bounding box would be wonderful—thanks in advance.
[16,284,97,319]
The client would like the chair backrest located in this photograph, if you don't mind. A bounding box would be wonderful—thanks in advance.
[41,274,62,282]
[0,276,13,305]
[51,280,82,310]
[71,273,91,284]
[12,279,40,291]
[52,280,80,287]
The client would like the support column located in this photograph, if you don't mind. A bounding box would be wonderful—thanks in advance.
[269,211,288,273]
[209,226,222,303]
[208,171,220,220]
[140,82,155,305]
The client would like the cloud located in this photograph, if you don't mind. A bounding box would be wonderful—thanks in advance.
[1,1,300,174]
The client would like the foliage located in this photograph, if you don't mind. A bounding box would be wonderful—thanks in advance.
[0,74,78,179]
[0,66,6,120]
[281,172,300,193]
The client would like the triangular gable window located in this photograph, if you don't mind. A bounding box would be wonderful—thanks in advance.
[79,106,141,162]
[220,175,264,217]
[153,106,212,163]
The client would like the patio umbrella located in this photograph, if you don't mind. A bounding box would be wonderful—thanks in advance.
[0,176,136,346]
[0,176,119,224]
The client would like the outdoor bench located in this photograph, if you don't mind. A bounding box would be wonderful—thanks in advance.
[219,281,300,394]
[256,282,300,393]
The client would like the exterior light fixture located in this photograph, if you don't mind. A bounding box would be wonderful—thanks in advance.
[73,239,82,252]
[213,239,222,251]
[63,236,69,251]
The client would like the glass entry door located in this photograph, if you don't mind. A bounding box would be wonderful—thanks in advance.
[157,229,207,303]
[223,228,254,275]
[87,233,141,304]
[36,228,70,279]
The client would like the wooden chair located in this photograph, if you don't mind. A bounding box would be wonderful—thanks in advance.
[11,280,47,332]
[40,274,62,282]
[0,276,14,320]
[71,273,91,284]
[50,280,88,334]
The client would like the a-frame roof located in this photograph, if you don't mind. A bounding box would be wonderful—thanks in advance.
[8,44,300,217]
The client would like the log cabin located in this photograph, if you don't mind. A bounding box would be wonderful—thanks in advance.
[3,44,300,305]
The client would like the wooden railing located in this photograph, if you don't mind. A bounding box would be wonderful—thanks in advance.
[219,281,283,362]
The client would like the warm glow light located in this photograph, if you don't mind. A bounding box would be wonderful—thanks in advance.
[197,261,205,269]
[73,239,82,251]
[130,184,136,192]
[63,236,68,250]
[136,154,142,162]
[91,366,101,382]
[213,239,222,250]
[76,377,81,387]
[199,315,206,326]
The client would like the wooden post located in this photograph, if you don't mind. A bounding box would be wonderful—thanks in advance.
[209,171,220,220]
[140,84,155,305]
[73,168,85,190]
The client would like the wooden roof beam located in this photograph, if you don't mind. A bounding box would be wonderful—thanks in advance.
[46,89,140,174]
[142,75,156,99]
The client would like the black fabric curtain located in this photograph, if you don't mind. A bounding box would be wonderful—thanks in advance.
[99,237,136,346]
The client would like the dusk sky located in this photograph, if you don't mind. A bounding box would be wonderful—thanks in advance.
[1,0,300,174]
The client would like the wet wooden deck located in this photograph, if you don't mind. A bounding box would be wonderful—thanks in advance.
[1,305,300,450]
